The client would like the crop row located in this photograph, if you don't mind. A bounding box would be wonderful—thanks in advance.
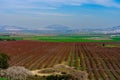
[0,41,120,80]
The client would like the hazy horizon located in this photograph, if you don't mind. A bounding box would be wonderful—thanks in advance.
[0,0,120,29]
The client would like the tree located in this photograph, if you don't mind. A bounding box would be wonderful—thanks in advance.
[0,52,10,69]
[102,43,105,46]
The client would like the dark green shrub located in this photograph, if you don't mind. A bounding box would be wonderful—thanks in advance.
[102,43,105,46]
[0,52,10,69]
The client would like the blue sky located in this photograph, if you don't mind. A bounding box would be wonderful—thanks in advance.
[0,0,120,29]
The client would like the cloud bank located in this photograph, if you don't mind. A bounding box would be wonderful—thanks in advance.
[0,0,120,10]
[1,0,120,6]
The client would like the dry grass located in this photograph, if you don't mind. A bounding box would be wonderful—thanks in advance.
[31,64,88,80]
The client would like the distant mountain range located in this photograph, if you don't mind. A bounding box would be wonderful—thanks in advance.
[0,25,120,35]
[83,25,120,35]
[0,25,27,33]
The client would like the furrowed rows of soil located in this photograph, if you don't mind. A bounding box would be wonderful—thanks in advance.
[0,40,120,80]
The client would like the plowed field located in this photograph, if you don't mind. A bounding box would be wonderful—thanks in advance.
[0,40,120,80]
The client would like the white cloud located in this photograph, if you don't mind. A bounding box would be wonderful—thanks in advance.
[0,0,120,16]
[0,0,120,9]
[26,0,120,7]
[15,10,73,16]
[90,0,120,7]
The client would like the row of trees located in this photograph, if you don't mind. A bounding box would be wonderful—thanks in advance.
[0,38,16,41]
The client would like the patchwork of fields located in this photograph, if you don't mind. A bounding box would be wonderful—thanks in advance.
[0,40,120,80]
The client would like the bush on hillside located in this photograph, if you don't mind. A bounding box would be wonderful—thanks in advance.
[0,52,10,69]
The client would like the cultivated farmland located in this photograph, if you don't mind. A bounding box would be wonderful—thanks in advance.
[0,40,120,80]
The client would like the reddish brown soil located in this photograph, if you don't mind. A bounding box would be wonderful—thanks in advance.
[0,40,120,80]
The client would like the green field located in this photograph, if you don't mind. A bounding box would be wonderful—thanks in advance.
[0,35,120,42]
[24,35,120,42]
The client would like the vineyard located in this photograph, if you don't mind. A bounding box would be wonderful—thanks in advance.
[0,40,120,80]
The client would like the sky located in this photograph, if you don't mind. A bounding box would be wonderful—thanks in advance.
[0,0,120,29]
